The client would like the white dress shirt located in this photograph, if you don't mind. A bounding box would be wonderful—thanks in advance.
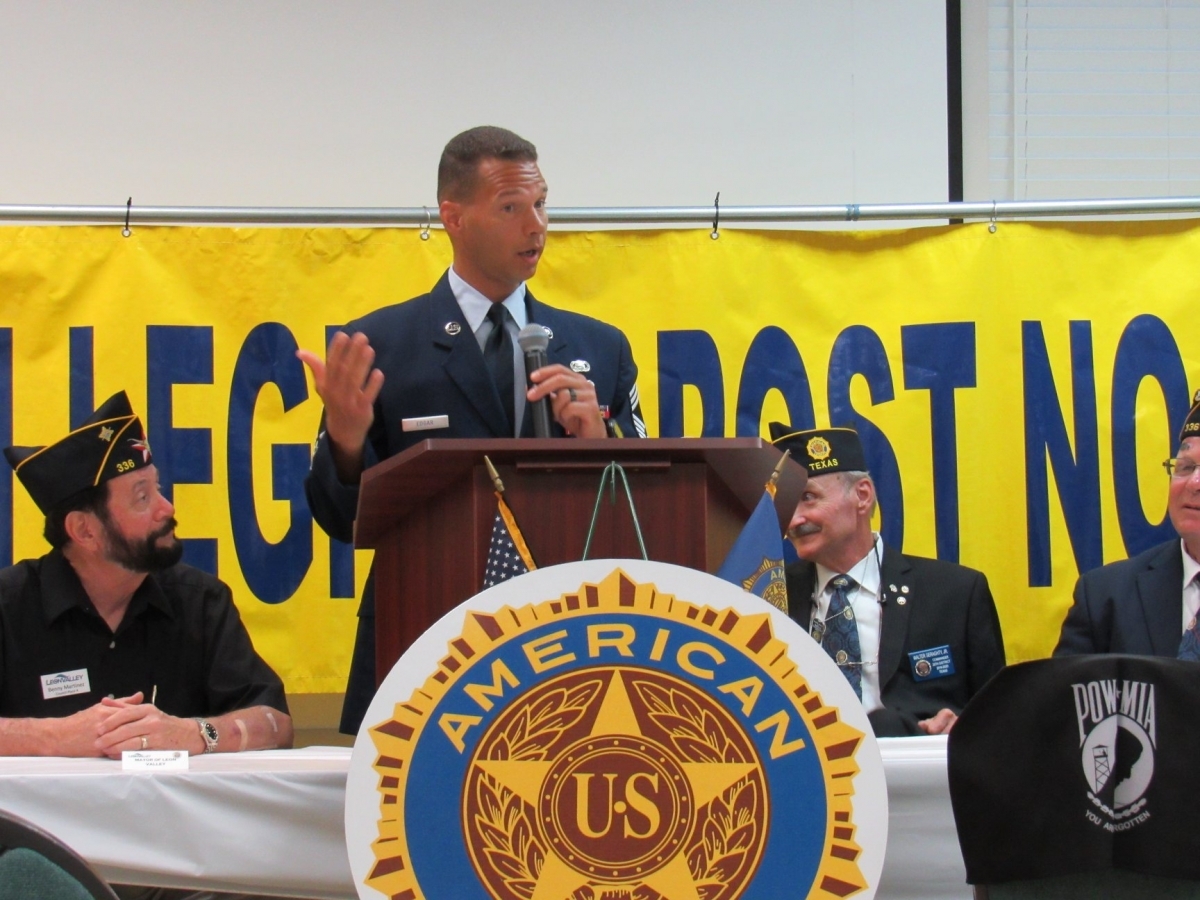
[1182,539,1200,632]
[449,266,528,436]
[811,533,885,713]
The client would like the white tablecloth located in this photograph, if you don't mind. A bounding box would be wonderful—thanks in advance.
[0,738,970,899]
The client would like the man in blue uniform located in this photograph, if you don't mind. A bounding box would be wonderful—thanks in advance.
[298,126,644,733]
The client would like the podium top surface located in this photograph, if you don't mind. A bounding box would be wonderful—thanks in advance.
[354,437,807,548]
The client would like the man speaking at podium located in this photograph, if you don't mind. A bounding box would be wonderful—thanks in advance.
[299,126,644,734]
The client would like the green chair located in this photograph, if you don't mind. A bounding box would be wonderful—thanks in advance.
[0,809,118,900]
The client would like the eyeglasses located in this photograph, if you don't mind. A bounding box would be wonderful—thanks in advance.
[1164,458,1200,479]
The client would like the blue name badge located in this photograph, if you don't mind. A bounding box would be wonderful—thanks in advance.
[908,645,955,681]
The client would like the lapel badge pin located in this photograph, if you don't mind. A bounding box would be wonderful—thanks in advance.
[901,585,910,593]
[444,321,462,336]
[570,359,591,373]
[888,584,897,593]
[897,597,907,606]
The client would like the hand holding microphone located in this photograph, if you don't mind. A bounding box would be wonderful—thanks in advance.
[518,324,553,438]
[519,323,608,438]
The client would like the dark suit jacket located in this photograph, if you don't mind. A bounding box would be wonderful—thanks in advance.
[304,272,643,732]
[1053,539,1185,657]
[786,546,1006,737]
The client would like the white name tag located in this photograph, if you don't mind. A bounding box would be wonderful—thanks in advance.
[40,669,90,699]
[402,415,450,433]
[122,750,190,771]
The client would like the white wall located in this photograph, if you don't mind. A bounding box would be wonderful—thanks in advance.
[0,1,948,211]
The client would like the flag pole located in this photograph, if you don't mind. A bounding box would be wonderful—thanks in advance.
[484,455,505,493]
[767,449,791,496]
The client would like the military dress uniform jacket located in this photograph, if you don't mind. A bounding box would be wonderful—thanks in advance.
[785,547,1006,737]
[304,272,643,733]
[1054,539,1188,658]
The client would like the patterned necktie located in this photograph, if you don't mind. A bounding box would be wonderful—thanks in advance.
[1178,577,1200,661]
[484,303,515,435]
[821,575,863,699]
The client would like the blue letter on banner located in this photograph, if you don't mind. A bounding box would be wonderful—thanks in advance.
[735,326,816,437]
[1022,321,1101,585]
[69,327,94,428]
[0,329,10,568]
[902,323,977,563]
[324,324,354,599]
[828,325,904,549]
[146,326,217,574]
[657,330,724,437]
[1110,314,1189,556]
[228,323,312,604]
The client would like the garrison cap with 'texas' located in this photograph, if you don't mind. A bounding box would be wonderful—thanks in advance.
[1182,389,1200,444]
[2,391,153,514]
[768,422,866,476]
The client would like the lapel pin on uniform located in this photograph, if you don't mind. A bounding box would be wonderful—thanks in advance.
[445,322,461,336]
[570,360,591,373]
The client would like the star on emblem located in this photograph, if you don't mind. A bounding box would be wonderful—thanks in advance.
[97,426,114,442]
[469,667,760,900]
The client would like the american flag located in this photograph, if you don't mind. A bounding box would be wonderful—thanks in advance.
[482,494,537,589]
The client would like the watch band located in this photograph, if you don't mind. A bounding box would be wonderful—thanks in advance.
[194,717,219,753]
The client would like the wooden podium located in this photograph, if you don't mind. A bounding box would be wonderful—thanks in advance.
[354,438,807,683]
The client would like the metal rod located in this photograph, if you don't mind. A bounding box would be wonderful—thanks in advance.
[2,195,1200,227]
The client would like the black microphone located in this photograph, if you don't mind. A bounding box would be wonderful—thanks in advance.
[518,323,553,438]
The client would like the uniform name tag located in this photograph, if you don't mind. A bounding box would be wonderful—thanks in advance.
[402,415,450,433]
[908,645,955,681]
[40,669,90,699]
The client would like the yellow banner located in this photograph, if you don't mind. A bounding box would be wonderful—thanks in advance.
[1,221,1196,692]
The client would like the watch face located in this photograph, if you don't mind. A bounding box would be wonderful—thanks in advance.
[201,720,218,749]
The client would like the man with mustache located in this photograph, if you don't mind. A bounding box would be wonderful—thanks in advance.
[298,126,644,734]
[1055,393,1200,658]
[0,392,292,757]
[771,423,1005,737]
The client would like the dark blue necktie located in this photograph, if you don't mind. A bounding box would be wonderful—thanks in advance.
[821,574,863,699]
[1178,579,1200,660]
[484,304,515,435]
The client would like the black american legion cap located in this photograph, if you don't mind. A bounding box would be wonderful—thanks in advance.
[3,391,154,514]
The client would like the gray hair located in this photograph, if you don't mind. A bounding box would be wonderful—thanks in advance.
[837,470,878,516]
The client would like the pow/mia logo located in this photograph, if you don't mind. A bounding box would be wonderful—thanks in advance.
[345,561,887,900]
[806,437,832,461]
[1072,678,1156,832]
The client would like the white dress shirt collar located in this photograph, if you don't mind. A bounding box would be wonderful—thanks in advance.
[448,266,528,335]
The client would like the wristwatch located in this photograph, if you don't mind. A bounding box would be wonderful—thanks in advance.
[194,717,219,754]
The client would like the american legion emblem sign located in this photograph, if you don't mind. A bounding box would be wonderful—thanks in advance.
[345,560,888,900]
